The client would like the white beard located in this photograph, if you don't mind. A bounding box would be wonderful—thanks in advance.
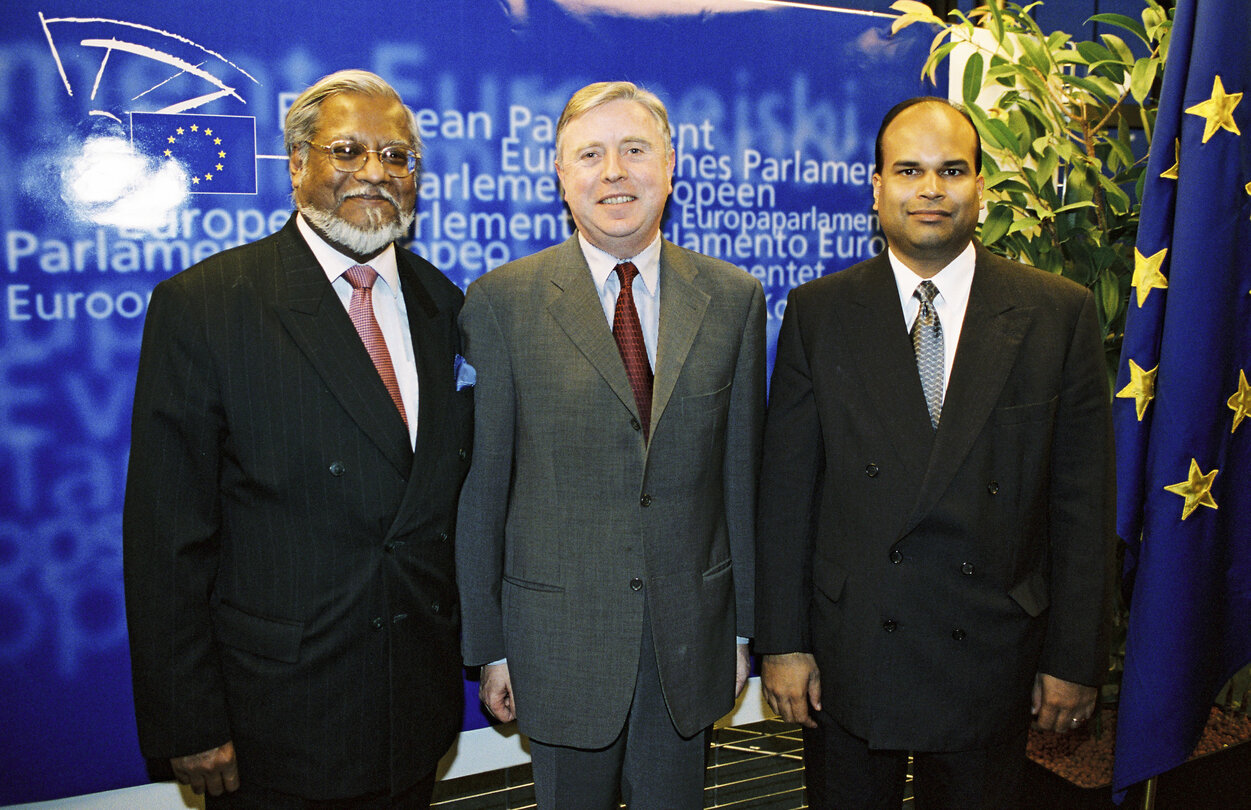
[297,196,415,258]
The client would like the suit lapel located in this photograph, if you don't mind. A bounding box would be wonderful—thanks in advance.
[389,253,452,535]
[651,242,710,431]
[547,237,639,418]
[900,249,1032,536]
[842,255,935,482]
[270,217,413,477]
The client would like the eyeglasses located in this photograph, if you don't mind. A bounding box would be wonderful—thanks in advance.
[305,140,419,178]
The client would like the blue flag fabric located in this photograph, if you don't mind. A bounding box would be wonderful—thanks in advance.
[1112,0,1251,800]
[130,112,257,195]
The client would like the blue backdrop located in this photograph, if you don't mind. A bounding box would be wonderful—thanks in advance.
[0,1,928,802]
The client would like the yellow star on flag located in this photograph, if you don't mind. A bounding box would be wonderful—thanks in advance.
[215,163,224,171]
[191,176,200,184]
[1229,369,1251,433]
[163,149,172,157]
[1116,359,1158,421]
[167,135,176,144]
[205,173,214,181]
[190,124,198,132]
[1132,247,1168,306]
[1160,139,1180,180]
[218,150,226,158]
[205,128,213,136]
[1163,459,1218,520]
[176,127,185,135]
[1185,75,1242,143]
[214,137,221,145]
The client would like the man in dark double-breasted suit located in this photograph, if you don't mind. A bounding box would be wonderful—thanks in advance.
[124,70,470,809]
[755,98,1114,809]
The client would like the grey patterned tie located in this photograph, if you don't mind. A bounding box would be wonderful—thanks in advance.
[911,280,944,429]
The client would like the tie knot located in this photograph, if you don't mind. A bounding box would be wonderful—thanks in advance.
[615,261,639,288]
[344,265,378,291]
[914,280,939,305]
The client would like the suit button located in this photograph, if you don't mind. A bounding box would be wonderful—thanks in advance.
[630,577,643,591]
[430,602,441,614]
[865,463,879,478]
[384,542,396,553]
[458,448,469,461]
[882,619,897,632]
[889,549,903,564]
[952,629,967,641]
[640,494,652,507]
[438,531,449,542]
[961,562,975,575]
[630,417,641,431]
[987,481,999,495]
[371,617,384,630]
[329,461,346,476]
[392,613,408,624]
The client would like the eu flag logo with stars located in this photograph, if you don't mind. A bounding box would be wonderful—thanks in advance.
[1112,0,1251,800]
[130,112,257,195]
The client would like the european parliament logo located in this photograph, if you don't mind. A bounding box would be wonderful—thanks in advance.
[130,112,257,195]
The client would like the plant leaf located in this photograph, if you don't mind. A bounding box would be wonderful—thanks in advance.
[1099,33,1134,66]
[1089,13,1148,45]
[979,203,1014,246]
[1129,57,1158,105]
[963,52,985,107]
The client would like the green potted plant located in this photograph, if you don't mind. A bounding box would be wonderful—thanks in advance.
[890,0,1171,386]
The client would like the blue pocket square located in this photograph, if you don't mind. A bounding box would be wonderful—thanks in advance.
[454,354,476,391]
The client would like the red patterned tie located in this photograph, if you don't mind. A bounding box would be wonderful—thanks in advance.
[343,265,408,427]
[613,261,653,441]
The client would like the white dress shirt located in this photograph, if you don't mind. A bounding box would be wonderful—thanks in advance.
[887,242,976,403]
[297,214,419,448]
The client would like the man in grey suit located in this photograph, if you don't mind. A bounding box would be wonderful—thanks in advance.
[124,70,470,809]
[755,98,1114,808]
[456,81,765,809]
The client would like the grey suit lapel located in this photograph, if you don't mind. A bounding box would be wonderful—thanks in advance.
[270,218,413,476]
[900,250,1032,536]
[651,242,710,431]
[547,238,640,419]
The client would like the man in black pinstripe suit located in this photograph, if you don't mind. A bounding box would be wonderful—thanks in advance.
[123,70,471,810]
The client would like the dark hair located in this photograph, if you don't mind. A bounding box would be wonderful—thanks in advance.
[873,96,982,175]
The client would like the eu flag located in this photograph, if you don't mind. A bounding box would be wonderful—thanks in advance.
[1112,0,1251,800]
[130,112,257,195]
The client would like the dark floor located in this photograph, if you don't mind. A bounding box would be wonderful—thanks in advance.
[428,718,871,809]
[430,718,1251,809]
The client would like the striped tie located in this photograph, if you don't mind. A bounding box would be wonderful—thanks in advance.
[343,265,407,427]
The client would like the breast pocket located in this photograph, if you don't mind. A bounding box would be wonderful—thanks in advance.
[679,382,730,456]
[992,396,1058,426]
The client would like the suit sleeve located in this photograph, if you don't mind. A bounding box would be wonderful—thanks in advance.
[1039,289,1115,685]
[723,281,767,639]
[754,289,825,654]
[455,282,515,666]
[123,276,232,759]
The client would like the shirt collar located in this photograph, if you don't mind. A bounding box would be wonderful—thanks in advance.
[297,213,401,299]
[887,241,976,307]
[579,232,662,297]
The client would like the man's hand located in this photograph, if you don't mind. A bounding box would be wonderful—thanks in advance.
[480,662,516,723]
[762,652,822,728]
[1031,672,1097,733]
[170,741,239,796]
[734,643,751,698]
